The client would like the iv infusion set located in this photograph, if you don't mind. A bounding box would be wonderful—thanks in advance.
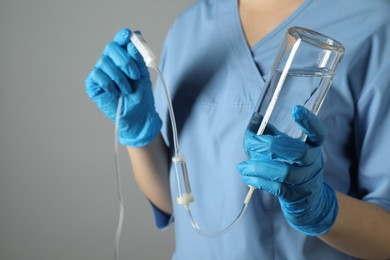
[113,26,344,259]
[128,32,250,238]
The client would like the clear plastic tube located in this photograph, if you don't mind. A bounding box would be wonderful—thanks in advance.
[114,95,125,260]
[153,65,252,237]
[186,202,249,238]
[154,66,180,155]
[128,32,254,239]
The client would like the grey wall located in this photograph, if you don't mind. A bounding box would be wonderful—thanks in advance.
[0,0,195,259]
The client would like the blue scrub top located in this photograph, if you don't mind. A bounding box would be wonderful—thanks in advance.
[153,0,390,259]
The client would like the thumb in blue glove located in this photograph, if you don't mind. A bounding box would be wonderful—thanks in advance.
[237,105,338,236]
[85,28,162,147]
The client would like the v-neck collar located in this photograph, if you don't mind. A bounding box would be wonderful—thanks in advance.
[217,0,265,92]
[237,0,314,51]
[217,0,313,90]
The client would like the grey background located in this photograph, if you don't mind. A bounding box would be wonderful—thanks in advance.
[0,0,195,259]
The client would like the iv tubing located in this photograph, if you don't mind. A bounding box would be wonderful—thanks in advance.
[152,62,250,237]
[114,95,125,260]
[186,203,248,238]
[154,65,180,155]
[129,31,251,238]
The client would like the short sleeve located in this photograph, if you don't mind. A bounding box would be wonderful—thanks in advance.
[149,200,174,230]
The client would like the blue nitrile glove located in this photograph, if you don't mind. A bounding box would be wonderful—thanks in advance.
[85,28,162,147]
[237,105,338,236]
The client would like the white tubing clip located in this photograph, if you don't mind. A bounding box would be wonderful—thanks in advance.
[130,32,157,68]
[177,193,194,209]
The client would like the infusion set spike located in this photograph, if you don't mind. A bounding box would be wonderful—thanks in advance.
[173,154,194,208]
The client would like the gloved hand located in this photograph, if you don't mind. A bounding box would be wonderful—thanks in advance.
[85,28,162,147]
[237,105,338,236]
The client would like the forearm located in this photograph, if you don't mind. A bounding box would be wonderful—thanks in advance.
[319,192,390,259]
[127,134,172,215]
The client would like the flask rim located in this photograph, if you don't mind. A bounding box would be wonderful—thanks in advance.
[288,26,345,53]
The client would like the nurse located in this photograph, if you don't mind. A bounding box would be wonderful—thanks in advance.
[85,0,390,259]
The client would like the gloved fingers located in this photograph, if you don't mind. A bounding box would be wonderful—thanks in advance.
[244,133,306,163]
[103,42,140,80]
[237,156,322,185]
[292,105,327,147]
[84,79,119,122]
[282,160,323,184]
[263,122,285,136]
[85,72,103,99]
[239,172,285,197]
[237,160,289,183]
[113,28,131,46]
[96,55,132,95]
[246,116,284,136]
[94,93,119,122]
[85,68,120,98]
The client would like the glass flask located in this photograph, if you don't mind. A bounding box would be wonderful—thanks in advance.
[248,26,345,138]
